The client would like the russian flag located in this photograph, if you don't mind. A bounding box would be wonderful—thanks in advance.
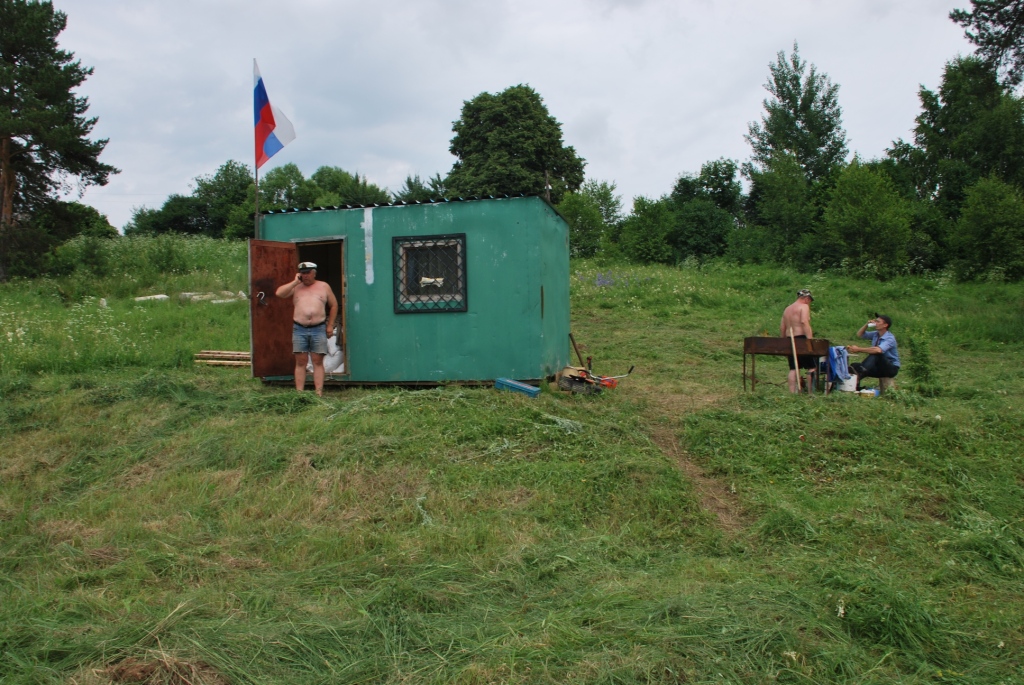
[253,60,296,169]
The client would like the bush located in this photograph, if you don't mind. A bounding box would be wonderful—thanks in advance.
[618,196,675,264]
[557,192,605,258]
[668,198,732,262]
[952,176,1024,281]
[820,160,911,272]
[744,152,820,264]
[904,332,943,396]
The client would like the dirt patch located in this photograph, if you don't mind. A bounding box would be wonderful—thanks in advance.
[630,380,747,533]
[71,655,229,685]
[207,468,244,494]
[117,458,165,489]
[218,553,268,571]
[86,546,124,566]
[142,515,185,534]
[648,424,747,534]
[632,381,729,416]
[40,519,100,544]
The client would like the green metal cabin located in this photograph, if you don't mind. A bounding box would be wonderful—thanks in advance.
[248,195,571,384]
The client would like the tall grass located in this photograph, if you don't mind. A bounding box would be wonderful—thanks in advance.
[0,236,248,375]
[49,233,247,299]
[1,243,1023,683]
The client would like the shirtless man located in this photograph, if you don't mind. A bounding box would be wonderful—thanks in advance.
[779,289,815,394]
[275,261,338,396]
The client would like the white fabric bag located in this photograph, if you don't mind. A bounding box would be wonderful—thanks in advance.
[305,332,344,374]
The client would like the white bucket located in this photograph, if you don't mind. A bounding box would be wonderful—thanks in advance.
[836,375,858,392]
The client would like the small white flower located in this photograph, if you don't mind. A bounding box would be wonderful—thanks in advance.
[837,599,846,618]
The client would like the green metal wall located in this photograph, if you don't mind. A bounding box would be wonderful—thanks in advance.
[259,196,570,382]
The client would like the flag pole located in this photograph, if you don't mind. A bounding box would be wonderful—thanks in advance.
[254,163,260,239]
[253,56,259,240]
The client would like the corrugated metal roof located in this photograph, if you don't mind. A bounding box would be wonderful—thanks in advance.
[259,193,534,215]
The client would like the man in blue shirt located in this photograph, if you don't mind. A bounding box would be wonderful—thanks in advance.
[848,314,900,390]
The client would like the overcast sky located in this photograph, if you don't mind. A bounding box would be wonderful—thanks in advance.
[55,0,973,229]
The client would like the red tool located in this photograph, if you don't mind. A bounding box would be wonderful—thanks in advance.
[577,365,634,389]
[561,333,635,393]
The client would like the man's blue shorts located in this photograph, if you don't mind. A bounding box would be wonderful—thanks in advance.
[293,321,328,355]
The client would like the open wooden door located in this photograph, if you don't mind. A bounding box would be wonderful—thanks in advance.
[249,239,298,377]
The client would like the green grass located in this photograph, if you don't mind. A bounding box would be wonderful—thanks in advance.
[1,247,1023,683]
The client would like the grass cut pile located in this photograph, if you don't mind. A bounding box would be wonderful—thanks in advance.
[1,243,1023,684]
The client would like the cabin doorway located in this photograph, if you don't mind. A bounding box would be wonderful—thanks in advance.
[296,239,346,377]
[249,238,347,379]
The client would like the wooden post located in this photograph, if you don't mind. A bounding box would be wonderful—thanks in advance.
[788,327,801,393]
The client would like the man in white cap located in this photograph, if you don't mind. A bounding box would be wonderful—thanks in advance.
[275,262,338,396]
[780,289,815,393]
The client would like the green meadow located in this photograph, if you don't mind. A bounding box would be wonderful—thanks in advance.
[1,237,1022,684]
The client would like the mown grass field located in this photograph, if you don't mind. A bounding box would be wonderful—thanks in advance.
[1,238,1023,684]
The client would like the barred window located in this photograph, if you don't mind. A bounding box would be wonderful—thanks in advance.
[393,234,467,313]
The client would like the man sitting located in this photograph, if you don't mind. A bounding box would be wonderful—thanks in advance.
[848,314,900,391]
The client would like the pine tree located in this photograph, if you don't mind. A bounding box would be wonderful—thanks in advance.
[0,0,117,279]
[951,0,1024,87]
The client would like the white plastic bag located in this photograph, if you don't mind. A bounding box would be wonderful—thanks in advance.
[306,332,343,374]
[323,333,344,373]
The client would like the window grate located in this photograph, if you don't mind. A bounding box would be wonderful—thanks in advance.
[393,234,467,313]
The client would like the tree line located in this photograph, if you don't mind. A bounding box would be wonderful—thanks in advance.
[120,83,586,240]
[567,39,1024,282]
[3,0,1023,281]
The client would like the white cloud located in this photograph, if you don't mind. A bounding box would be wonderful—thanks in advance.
[53,0,971,227]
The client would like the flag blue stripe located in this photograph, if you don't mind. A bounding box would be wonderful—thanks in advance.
[263,132,285,159]
[254,77,270,126]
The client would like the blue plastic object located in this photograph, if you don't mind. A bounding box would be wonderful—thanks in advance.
[495,378,540,398]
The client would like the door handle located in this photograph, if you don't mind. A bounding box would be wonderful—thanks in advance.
[256,291,266,306]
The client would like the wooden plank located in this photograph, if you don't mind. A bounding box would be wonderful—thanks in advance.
[743,336,829,356]
[195,360,250,367]
[195,353,250,360]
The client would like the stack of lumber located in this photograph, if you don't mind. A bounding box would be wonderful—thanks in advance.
[194,350,250,367]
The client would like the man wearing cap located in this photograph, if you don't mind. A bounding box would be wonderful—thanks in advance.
[780,289,816,393]
[275,262,338,397]
[848,315,900,390]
